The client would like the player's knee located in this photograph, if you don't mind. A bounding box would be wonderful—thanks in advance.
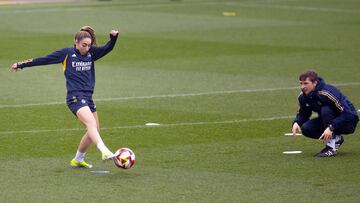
[85,122,98,130]
[300,123,312,138]
[81,118,97,130]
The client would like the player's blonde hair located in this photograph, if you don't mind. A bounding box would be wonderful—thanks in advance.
[74,26,97,46]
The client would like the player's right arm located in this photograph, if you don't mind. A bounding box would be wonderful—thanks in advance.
[11,48,68,72]
[292,94,311,131]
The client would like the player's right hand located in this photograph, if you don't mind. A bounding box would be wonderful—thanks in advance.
[292,122,301,137]
[10,63,20,72]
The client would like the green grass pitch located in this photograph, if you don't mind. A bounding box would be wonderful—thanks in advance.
[0,0,360,202]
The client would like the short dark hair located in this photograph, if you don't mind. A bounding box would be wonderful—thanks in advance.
[299,70,318,82]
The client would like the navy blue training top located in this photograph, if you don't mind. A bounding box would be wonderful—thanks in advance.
[17,34,118,94]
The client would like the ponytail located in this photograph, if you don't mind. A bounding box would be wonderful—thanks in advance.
[80,26,97,46]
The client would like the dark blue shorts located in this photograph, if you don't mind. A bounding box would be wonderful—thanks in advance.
[66,92,96,115]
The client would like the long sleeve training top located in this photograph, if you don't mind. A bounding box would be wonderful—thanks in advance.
[17,34,118,94]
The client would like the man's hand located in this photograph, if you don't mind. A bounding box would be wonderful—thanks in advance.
[319,127,333,142]
[292,122,302,137]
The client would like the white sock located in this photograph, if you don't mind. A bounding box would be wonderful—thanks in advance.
[74,150,86,162]
[96,142,110,153]
[335,135,341,142]
[326,139,336,150]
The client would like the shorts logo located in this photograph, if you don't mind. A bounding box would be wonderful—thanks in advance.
[81,99,86,104]
[72,96,77,103]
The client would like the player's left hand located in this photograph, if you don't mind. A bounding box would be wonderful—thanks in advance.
[110,30,119,37]
[319,127,333,142]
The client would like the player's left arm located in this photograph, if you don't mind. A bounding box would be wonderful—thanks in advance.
[91,30,119,61]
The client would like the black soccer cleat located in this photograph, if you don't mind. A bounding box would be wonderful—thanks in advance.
[335,135,344,151]
[314,146,337,157]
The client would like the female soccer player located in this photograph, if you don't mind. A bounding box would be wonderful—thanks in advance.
[11,26,119,168]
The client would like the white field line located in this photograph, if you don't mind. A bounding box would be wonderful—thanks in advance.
[0,115,293,135]
[2,1,358,14]
[0,0,78,5]
[0,1,219,14]
[233,3,360,13]
[0,7,93,14]
[0,82,359,109]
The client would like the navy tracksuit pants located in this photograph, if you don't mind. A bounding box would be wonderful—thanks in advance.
[301,106,358,139]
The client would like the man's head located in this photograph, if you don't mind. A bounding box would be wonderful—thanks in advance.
[299,70,318,95]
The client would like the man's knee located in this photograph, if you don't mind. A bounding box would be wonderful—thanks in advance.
[301,123,312,138]
[301,122,320,139]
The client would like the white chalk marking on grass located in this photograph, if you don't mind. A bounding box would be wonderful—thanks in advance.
[284,133,302,136]
[91,170,111,174]
[236,3,360,13]
[0,101,64,108]
[0,115,293,135]
[1,82,359,109]
[0,1,358,15]
[0,1,226,14]
[358,109,360,112]
[145,123,160,126]
[0,7,93,14]
[282,151,303,154]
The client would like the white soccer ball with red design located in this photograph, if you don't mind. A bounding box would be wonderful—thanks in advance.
[113,148,136,169]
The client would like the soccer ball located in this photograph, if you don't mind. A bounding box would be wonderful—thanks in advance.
[113,148,136,169]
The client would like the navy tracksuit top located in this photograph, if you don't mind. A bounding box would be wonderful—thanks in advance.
[17,34,118,94]
[294,78,359,131]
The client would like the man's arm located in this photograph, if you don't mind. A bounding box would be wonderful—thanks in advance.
[293,95,312,126]
[318,89,351,131]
